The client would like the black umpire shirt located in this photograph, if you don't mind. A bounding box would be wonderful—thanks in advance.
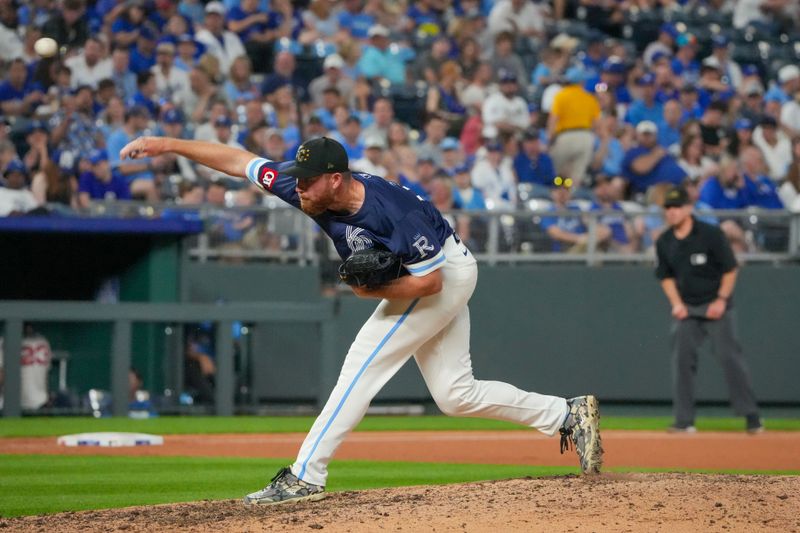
[655,217,738,306]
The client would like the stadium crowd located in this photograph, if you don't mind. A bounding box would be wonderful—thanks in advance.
[1,0,800,255]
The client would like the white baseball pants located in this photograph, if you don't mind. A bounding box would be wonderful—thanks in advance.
[291,236,568,486]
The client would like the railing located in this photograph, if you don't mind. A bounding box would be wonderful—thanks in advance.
[82,200,800,267]
[0,301,335,418]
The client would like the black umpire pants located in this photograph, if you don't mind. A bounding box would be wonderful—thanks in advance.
[671,309,759,425]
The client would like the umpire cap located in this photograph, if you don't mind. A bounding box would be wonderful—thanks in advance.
[664,186,689,208]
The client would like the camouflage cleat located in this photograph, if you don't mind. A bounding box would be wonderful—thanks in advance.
[243,467,326,505]
[559,395,604,475]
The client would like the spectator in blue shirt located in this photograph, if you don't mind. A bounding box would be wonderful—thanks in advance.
[671,33,700,85]
[227,0,270,42]
[452,163,486,210]
[179,0,207,25]
[590,111,626,179]
[594,57,632,105]
[129,71,159,117]
[109,46,137,102]
[658,99,683,152]
[329,115,365,161]
[357,25,406,85]
[406,0,443,35]
[697,158,767,253]
[111,3,147,47]
[0,58,45,118]
[540,176,611,253]
[581,32,607,79]
[18,2,52,28]
[764,64,800,106]
[696,57,736,109]
[337,0,376,39]
[590,174,636,253]
[400,155,435,200]
[227,0,291,74]
[106,106,160,201]
[77,149,131,208]
[621,120,687,194]
[698,158,759,210]
[312,87,343,132]
[175,34,202,71]
[626,73,664,126]
[739,146,784,209]
[129,27,158,74]
[514,127,555,188]
[678,85,704,122]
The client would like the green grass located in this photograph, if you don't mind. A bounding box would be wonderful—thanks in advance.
[1,455,797,518]
[0,455,573,518]
[2,415,800,438]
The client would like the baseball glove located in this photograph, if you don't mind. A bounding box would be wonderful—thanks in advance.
[338,249,404,289]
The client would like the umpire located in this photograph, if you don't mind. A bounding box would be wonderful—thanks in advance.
[655,186,763,434]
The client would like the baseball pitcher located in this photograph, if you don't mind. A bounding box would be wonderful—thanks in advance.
[120,135,604,504]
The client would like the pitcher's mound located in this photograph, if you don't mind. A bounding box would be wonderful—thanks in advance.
[4,473,798,532]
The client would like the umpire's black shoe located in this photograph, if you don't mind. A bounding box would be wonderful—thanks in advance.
[667,423,697,434]
[746,415,765,434]
[559,395,603,475]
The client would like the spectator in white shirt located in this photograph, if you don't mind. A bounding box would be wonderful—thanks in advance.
[481,69,530,136]
[64,36,113,89]
[151,40,190,106]
[780,89,800,138]
[195,1,246,77]
[487,0,547,42]
[352,135,389,176]
[753,116,793,181]
[471,140,517,209]
[0,160,39,216]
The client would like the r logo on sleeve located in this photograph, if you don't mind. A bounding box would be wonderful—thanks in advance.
[412,234,435,258]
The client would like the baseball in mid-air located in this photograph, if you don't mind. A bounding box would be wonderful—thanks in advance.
[34,37,58,58]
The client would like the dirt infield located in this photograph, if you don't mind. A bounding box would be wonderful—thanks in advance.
[2,430,799,470]
[4,473,799,532]
[3,430,799,531]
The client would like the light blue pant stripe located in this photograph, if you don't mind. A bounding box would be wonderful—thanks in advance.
[298,298,420,481]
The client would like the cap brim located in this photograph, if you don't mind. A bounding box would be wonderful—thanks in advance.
[283,164,324,179]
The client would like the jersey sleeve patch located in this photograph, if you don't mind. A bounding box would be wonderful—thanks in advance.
[246,157,277,190]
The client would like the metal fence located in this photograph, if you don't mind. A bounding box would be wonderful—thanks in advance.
[87,200,800,268]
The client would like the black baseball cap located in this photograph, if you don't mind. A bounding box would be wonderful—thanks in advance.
[664,186,689,208]
[284,137,349,179]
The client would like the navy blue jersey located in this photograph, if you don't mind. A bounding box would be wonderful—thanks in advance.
[246,157,454,277]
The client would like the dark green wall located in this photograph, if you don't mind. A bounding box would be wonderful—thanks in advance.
[37,238,182,395]
[47,261,800,405]
[268,265,800,405]
[182,263,321,302]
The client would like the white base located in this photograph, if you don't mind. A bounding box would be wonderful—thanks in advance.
[57,432,164,447]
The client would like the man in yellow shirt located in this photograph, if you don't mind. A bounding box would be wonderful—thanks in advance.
[547,67,601,186]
